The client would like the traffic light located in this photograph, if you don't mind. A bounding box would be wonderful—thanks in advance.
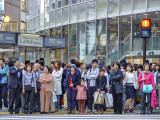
[141,19,151,38]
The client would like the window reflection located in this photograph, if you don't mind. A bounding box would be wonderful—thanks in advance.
[108,0,118,16]
[96,19,106,61]
[107,17,119,65]
[86,2,96,20]
[86,21,96,63]
[70,6,77,23]
[96,0,107,18]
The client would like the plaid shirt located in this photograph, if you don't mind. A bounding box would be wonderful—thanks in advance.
[76,85,87,100]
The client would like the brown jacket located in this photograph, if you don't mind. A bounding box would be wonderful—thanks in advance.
[40,73,52,92]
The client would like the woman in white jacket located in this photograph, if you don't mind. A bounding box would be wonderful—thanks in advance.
[52,60,63,111]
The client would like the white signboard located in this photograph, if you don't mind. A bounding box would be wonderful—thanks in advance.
[0,0,4,10]
[18,34,43,47]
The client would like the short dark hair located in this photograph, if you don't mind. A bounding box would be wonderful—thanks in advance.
[50,61,55,65]
[76,62,80,68]
[0,59,5,62]
[36,60,39,63]
[25,64,33,71]
[62,63,66,68]
[137,64,143,70]
[39,60,45,66]
[39,58,44,61]
[100,68,105,72]
[92,59,98,64]
[114,62,120,69]
[8,60,14,67]
[14,60,20,63]
[44,66,50,73]
[25,60,30,65]
[70,59,76,64]
[107,65,111,70]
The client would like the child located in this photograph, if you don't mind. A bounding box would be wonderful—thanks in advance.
[95,68,107,114]
[73,79,87,114]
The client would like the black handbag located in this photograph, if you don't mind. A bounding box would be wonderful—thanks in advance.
[24,73,33,92]
[25,85,32,92]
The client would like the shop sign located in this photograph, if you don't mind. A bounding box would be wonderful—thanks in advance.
[18,34,43,47]
[44,36,66,48]
[0,32,16,44]
[0,0,4,10]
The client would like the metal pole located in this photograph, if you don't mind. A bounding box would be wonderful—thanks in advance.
[143,38,147,64]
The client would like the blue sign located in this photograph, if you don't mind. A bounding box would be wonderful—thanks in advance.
[44,36,66,48]
[19,57,22,61]
[0,32,16,44]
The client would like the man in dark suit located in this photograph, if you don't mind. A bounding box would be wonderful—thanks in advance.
[8,60,23,114]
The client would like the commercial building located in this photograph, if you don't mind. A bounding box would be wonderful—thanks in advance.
[28,0,160,65]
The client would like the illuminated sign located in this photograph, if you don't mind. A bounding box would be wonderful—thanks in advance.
[44,36,66,48]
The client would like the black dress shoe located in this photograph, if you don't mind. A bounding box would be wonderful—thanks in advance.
[40,112,44,114]
[113,112,117,114]
[24,112,28,114]
[45,112,49,114]
[117,112,122,114]
[29,112,32,114]
[15,112,19,114]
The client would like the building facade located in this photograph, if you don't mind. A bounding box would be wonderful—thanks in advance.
[28,0,160,65]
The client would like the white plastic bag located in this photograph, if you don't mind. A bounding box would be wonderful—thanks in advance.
[52,92,57,103]
[105,93,113,107]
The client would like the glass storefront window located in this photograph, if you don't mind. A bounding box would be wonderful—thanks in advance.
[50,28,55,36]
[72,0,77,4]
[57,0,61,8]
[120,0,131,14]
[147,11,160,50]
[69,24,77,59]
[133,0,146,13]
[49,11,55,27]
[21,0,26,11]
[45,12,49,29]
[55,27,62,60]
[86,2,96,20]
[35,16,40,31]
[96,20,106,61]
[96,0,107,18]
[62,7,69,24]
[77,22,86,63]
[133,13,146,51]
[70,5,77,23]
[21,22,26,32]
[63,0,69,6]
[62,25,69,63]
[78,0,86,2]
[119,15,131,58]
[78,3,86,21]
[56,9,61,26]
[2,23,10,31]
[37,0,40,15]
[11,22,18,32]
[40,14,44,30]
[44,29,50,36]
[107,17,119,65]
[108,0,118,16]
[49,0,56,10]
[148,0,160,10]
[86,21,96,63]
[40,0,44,14]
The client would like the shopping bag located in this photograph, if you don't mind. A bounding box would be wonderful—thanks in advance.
[105,93,113,107]
[151,89,158,107]
[94,92,104,105]
[52,92,57,103]
[64,92,68,108]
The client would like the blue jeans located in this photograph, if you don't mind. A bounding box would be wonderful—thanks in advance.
[56,95,61,109]
[0,83,8,108]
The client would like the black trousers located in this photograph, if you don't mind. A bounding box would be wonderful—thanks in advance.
[140,90,151,113]
[112,85,123,114]
[24,87,35,113]
[87,86,96,110]
[9,86,21,113]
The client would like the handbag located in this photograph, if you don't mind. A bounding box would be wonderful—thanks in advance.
[151,89,158,107]
[94,91,104,105]
[142,72,153,93]
[52,92,57,103]
[25,73,33,92]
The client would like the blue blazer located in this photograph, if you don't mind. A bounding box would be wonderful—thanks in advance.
[64,72,80,89]
[34,70,43,89]
[8,66,22,90]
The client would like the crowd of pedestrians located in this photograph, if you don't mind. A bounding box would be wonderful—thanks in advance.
[0,58,159,115]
